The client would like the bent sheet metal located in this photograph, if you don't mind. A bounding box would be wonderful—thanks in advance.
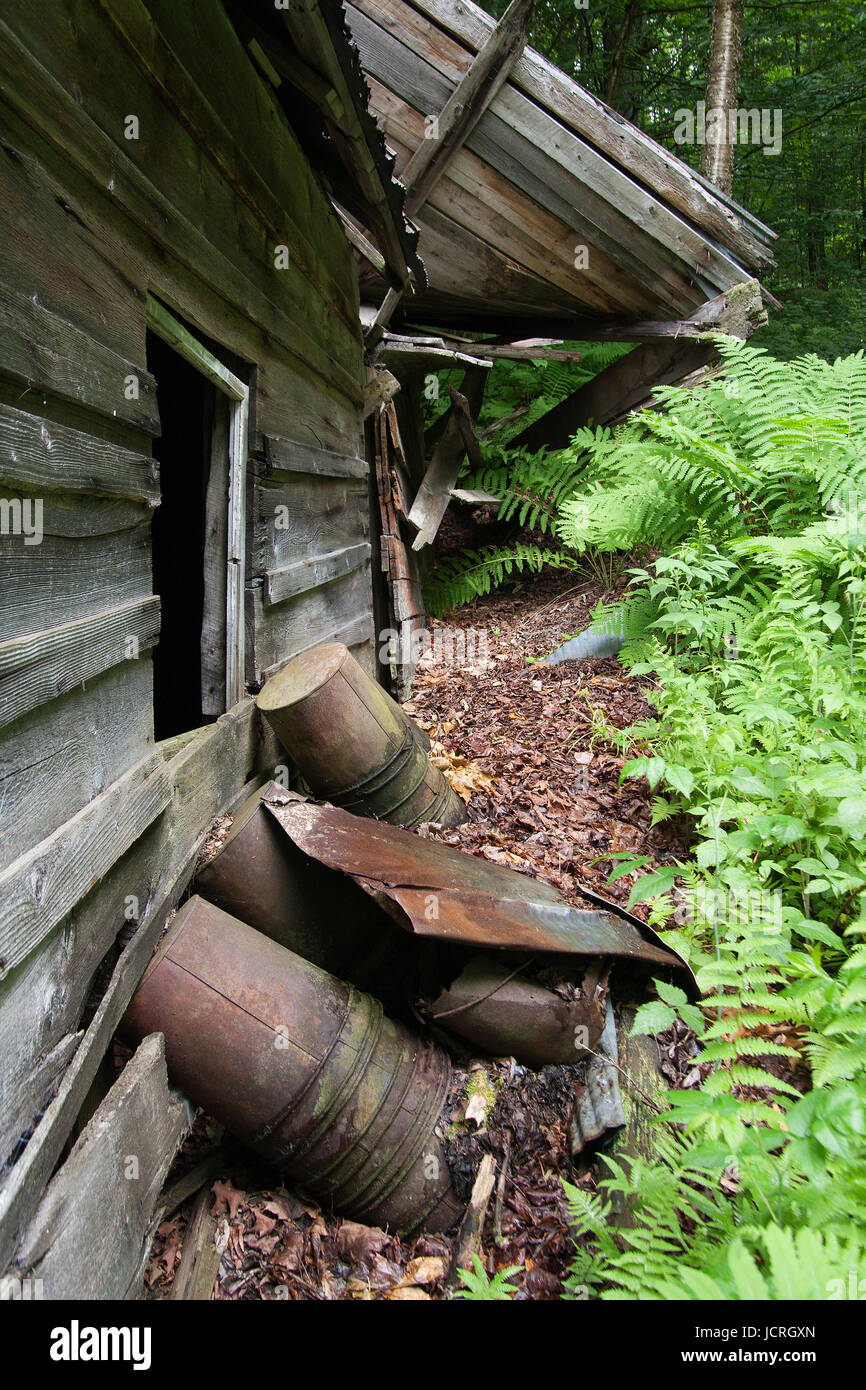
[261,788,697,992]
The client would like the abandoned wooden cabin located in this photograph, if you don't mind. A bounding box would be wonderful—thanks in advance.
[0,0,774,1299]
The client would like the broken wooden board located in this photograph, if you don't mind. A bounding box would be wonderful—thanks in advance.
[513,338,719,453]
[7,1033,191,1300]
[169,1185,224,1301]
[400,0,532,218]
[407,367,488,550]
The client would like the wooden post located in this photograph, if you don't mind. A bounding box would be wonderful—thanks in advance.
[512,340,718,453]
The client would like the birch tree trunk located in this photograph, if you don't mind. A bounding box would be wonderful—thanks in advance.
[699,0,745,194]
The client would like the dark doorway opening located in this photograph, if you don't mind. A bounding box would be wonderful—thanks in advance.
[148,330,221,740]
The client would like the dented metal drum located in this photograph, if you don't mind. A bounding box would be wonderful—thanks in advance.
[256,642,466,828]
[194,784,420,1011]
[119,897,461,1234]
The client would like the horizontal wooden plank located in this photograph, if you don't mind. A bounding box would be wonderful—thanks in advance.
[0,595,160,731]
[264,542,371,607]
[0,519,152,643]
[253,473,371,578]
[0,657,154,870]
[0,9,363,407]
[0,701,269,1270]
[0,752,171,981]
[11,1033,191,1300]
[0,103,361,456]
[0,282,159,435]
[259,612,376,684]
[0,402,159,503]
[250,563,375,682]
[263,434,368,479]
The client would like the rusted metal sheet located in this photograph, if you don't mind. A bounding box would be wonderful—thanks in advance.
[119,897,461,1235]
[256,642,466,828]
[194,785,420,1011]
[261,788,698,990]
[423,954,608,1067]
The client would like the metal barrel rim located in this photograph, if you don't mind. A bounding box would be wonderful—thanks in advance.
[249,986,381,1153]
[344,1043,451,1218]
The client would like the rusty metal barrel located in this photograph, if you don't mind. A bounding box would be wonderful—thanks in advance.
[256,642,466,829]
[119,896,462,1234]
[194,783,420,1011]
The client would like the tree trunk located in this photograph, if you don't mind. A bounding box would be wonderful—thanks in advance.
[604,0,645,119]
[699,0,745,195]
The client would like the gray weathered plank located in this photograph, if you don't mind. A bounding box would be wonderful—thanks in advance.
[0,283,159,435]
[0,402,160,504]
[253,473,370,578]
[0,656,154,871]
[251,564,375,682]
[10,1033,191,1300]
[263,434,368,480]
[0,752,171,981]
[259,612,377,684]
[0,516,153,643]
[264,542,371,607]
[0,595,160,731]
[0,9,362,407]
[408,371,487,549]
[0,701,270,1272]
[400,0,531,217]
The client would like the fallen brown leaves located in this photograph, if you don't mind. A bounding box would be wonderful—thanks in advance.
[405,570,691,910]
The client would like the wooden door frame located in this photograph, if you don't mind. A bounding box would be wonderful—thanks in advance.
[146,295,250,710]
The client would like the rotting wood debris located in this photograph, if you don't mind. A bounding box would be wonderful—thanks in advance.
[138,569,703,1300]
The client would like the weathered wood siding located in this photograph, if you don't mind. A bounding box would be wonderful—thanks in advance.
[0,0,375,1275]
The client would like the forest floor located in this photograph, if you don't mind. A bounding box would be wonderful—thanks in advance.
[143,568,698,1301]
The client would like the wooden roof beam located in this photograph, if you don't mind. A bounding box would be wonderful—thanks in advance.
[366,0,532,345]
[400,0,533,218]
[435,341,584,362]
[397,278,768,345]
[512,339,718,454]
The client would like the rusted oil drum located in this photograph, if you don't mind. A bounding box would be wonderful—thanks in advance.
[256,643,466,829]
[194,783,420,1011]
[424,955,607,1068]
[119,896,462,1234]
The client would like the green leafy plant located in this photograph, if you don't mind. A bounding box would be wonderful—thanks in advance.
[454,1253,523,1301]
[553,343,866,1300]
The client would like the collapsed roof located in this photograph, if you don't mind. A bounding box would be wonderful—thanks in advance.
[343,0,776,339]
